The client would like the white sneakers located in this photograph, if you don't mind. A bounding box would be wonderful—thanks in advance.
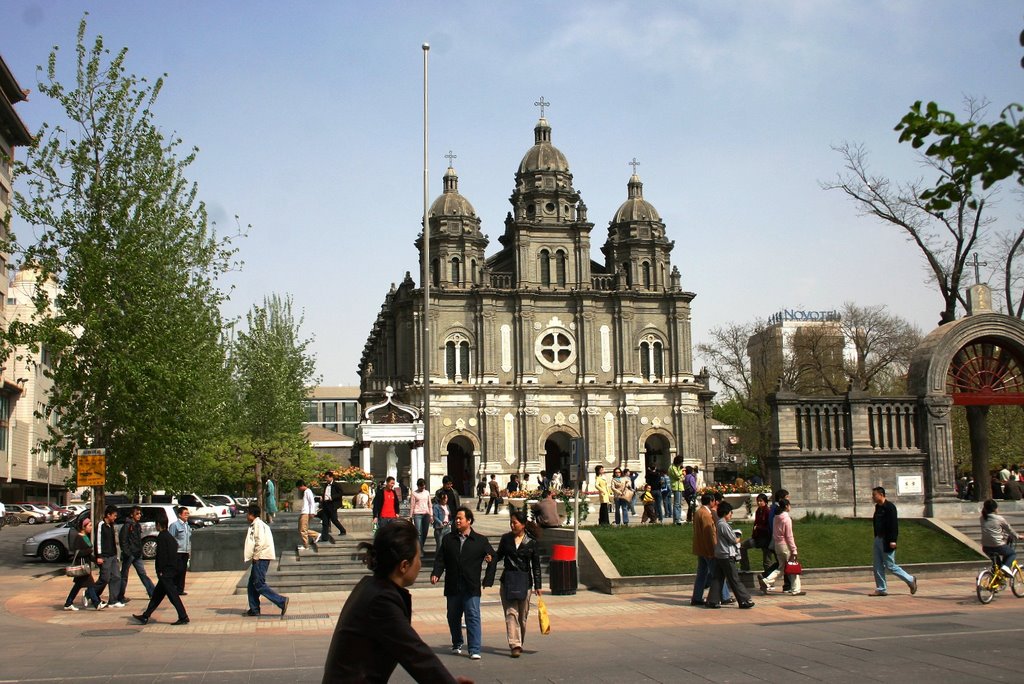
[470,654,481,660]
[109,602,126,608]
[63,604,79,611]
[1002,565,1013,576]
[95,601,108,611]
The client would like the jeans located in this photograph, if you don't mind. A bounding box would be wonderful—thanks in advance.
[615,499,630,525]
[983,544,1017,570]
[661,491,671,518]
[434,524,451,549]
[673,490,684,524]
[412,514,430,548]
[94,556,121,602]
[65,576,100,607]
[446,593,482,655]
[248,559,286,613]
[652,491,664,521]
[872,536,914,592]
[117,554,154,602]
[691,555,730,603]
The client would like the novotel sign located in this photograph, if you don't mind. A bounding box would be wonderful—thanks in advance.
[766,309,841,326]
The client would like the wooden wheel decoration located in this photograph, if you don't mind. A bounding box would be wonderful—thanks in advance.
[946,340,1024,405]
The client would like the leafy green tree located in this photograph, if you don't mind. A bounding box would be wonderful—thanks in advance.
[2,19,237,502]
[222,294,326,517]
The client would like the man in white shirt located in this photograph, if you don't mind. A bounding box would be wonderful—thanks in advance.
[296,479,320,551]
[244,504,289,618]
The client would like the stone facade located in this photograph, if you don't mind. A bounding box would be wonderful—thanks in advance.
[359,116,713,494]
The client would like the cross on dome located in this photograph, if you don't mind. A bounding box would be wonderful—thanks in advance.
[444,150,457,168]
[534,96,550,118]
[629,157,640,175]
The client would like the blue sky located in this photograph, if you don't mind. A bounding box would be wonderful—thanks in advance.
[4,1,1022,385]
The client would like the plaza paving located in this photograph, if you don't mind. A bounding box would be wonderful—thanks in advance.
[1,516,1021,682]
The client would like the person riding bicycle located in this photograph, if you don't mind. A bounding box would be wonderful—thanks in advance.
[981,498,1018,576]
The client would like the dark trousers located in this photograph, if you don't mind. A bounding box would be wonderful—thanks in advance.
[320,501,346,537]
[707,557,751,606]
[143,571,188,621]
[598,502,611,526]
[117,554,155,602]
[64,575,100,607]
[485,495,499,514]
[176,553,189,593]
[94,555,121,601]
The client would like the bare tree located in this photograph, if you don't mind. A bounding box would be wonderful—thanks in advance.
[823,142,993,325]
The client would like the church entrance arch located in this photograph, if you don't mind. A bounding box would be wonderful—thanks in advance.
[642,431,672,472]
[907,310,1024,507]
[543,431,573,489]
[445,436,475,497]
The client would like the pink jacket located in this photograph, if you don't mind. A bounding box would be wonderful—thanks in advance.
[772,511,797,554]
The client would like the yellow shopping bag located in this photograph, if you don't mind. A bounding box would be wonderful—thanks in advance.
[537,595,551,635]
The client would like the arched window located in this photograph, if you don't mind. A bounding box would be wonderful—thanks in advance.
[642,261,652,289]
[445,334,472,381]
[431,258,440,287]
[450,257,461,286]
[556,251,567,286]
[471,259,479,285]
[540,249,551,286]
[639,334,664,381]
[621,261,632,287]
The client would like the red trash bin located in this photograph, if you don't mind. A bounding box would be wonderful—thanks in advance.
[549,544,578,595]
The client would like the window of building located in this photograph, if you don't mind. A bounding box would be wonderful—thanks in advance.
[0,394,8,451]
[451,257,461,285]
[431,258,440,287]
[640,335,664,381]
[642,261,652,289]
[535,327,577,371]
[445,334,471,381]
[302,401,318,422]
[556,251,567,286]
[621,261,632,287]
[540,249,551,286]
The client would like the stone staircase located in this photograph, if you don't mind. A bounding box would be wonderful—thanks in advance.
[944,510,1024,551]
[236,526,557,595]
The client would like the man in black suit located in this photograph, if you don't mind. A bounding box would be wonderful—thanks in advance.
[430,507,494,660]
[320,471,347,542]
[133,519,189,625]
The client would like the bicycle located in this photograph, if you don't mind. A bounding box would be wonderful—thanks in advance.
[976,550,1024,604]
[0,512,21,529]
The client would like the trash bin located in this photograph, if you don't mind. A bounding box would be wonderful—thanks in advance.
[549,544,578,595]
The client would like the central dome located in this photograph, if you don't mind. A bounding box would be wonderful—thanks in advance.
[612,174,661,223]
[429,165,476,218]
[517,117,570,174]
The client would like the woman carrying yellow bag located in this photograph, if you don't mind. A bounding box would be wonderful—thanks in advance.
[483,509,544,657]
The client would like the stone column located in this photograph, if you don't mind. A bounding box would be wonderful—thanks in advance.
[920,395,957,512]
[361,441,372,474]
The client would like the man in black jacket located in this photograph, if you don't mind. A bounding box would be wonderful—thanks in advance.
[116,506,154,604]
[133,519,189,625]
[430,507,494,660]
[320,471,347,542]
[94,505,123,607]
[870,486,918,597]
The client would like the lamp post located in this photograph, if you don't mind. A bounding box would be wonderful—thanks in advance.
[421,43,431,478]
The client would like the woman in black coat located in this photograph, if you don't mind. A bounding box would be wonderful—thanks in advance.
[323,519,471,684]
[63,518,103,610]
[483,509,543,658]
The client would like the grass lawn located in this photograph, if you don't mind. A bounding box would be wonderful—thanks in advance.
[590,515,983,577]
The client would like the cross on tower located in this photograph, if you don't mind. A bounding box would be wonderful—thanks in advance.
[534,96,550,118]
[629,157,640,175]
[971,252,989,285]
[444,150,457,167]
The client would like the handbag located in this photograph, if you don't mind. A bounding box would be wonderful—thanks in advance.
[784,560,802,575]
[503,570,530,600]
[65,551,90,578]
[537,595,551,635]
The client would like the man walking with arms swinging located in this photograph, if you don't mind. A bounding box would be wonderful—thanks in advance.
[869,486,918,597]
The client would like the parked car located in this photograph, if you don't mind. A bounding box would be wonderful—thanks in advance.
[23,504,172,562]
[6,503,48,525]
[65,504,89,516]
[203,494,239,517]
[15,503,56,523]
[34,502,74,521]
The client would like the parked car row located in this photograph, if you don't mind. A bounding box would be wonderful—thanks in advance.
[23,503,182,563]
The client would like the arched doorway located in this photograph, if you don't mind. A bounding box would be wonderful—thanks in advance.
[446,437,474,497]
[908,311,1024,505]
[544,432,572,489]
[644,433,671,473]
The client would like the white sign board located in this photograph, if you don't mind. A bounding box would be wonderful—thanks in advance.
[897,475,923,495]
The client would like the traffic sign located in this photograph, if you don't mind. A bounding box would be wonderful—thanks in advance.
[76,448,106,487]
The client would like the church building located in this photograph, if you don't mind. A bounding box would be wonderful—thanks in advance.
[358,111,713,494]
